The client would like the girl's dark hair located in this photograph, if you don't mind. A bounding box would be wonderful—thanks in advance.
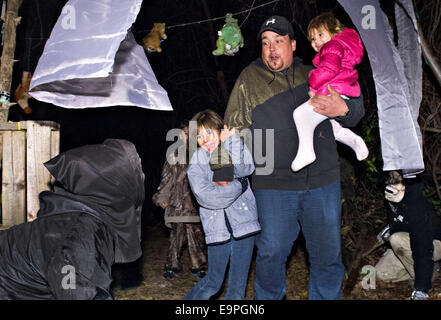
[190,109,224,132]
[307,12,345,41]
[179,122,189,138]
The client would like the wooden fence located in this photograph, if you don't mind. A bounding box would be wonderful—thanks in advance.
[0,120,60,228]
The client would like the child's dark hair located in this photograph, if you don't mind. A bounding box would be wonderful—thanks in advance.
[190,109,224,132]
[307,12,345,41]
[179,121,189,138]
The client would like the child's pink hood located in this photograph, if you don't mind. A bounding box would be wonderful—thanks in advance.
[309,28,364,96]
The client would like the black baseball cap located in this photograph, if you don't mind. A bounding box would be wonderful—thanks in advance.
[257,15,295,40]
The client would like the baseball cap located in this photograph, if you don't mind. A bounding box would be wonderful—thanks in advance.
[257,15,294,40]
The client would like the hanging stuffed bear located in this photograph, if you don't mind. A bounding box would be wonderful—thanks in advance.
[142,23,167,53]
[212,13,244,56]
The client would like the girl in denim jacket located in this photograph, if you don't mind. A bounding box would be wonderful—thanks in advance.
[185,109,260,300]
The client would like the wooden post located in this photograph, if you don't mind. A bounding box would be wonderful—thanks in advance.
[1,130,26,225]
[0,121,60,226]
[0,0,23,121]
[50,126,60,185]
[26,121,53,221]
[0,1,24,206]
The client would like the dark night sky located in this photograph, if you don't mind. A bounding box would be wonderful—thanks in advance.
[6,0,377,227]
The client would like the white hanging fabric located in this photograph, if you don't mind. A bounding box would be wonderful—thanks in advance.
[29,0,173,111]
[337,0,424,176]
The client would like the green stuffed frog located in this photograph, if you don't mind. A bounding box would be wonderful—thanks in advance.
[212,13,244,56]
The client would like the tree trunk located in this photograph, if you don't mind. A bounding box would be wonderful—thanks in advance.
[0,0,23,122]
[417,19,441,88]
[394,0,441,88]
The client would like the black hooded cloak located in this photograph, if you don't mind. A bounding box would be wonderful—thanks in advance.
[0,139,145,300]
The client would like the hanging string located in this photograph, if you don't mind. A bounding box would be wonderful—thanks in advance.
[240,0,257,27]
[135,0,280,33]
[27,0,283,40]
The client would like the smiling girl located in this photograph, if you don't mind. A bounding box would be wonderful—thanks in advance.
[291,12,369,172]
[185,109,260,300]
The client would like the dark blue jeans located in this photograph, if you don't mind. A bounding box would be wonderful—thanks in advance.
[253,181,344,300]
[185,235,255,300]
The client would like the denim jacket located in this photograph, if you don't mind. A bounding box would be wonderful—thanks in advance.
[187,134,261,245]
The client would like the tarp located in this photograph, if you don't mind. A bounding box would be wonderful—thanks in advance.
[29,0,173,111]
[337,0,424,177]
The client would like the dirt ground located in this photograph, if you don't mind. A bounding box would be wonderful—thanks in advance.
[112,224,441,301]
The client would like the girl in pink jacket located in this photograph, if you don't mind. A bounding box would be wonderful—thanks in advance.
[291,12,369,171]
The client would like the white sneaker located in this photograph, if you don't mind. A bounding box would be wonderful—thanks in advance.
[410,290,429,300]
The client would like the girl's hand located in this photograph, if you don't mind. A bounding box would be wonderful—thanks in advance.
[160,202,168,209]
[308,91,316,98]
[220,125,235,142]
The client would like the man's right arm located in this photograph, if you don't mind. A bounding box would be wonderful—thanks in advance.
[211,72,253,172]
[224,74,253,131]
[333,92,365,128]
[309,84,365,128]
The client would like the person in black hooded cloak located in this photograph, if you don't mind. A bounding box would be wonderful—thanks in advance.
[0,139,145,300]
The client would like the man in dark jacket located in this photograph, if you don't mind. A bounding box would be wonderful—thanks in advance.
[0,139,145,299]
[221,16,365,300]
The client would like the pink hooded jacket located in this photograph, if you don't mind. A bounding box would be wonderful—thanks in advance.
[308,28,363,97]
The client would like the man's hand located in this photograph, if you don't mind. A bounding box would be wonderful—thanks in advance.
[309,85,349,117]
